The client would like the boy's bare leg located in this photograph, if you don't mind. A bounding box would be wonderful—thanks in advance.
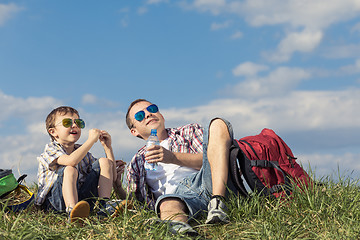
[97,158,115,198]
[207,119,231,197]
[62,166,79,209]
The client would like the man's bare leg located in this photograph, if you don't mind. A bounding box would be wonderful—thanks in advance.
[158,198,198,236]
[159,198,188,222]
[205,118,232,224]
[207,118,232,197]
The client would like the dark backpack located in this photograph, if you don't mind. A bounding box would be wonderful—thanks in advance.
[229,128,311,198]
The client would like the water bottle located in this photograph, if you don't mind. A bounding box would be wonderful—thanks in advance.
[145,129,159,171]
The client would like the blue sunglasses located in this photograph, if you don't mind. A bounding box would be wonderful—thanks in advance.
[134,104,159,122]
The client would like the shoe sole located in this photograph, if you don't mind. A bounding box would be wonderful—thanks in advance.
[70,200,90,224]
[111,200,134,217]
[205,216,230,225]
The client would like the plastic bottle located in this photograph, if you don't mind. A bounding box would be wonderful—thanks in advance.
[145,129,159,171]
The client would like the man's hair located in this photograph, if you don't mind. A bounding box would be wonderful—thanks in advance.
[46,106,80,141]
[125,99,151,129]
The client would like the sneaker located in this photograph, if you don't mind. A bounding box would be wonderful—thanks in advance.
[68,200,90,224]
[205,195,230,224]
[97,199,132,218]
[148,218,199,237]
[167,220,199,237]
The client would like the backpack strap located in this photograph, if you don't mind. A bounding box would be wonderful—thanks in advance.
[250,160,279,168]
[17,174,27,184]
[239,140,292,196]
[229,140,249,197]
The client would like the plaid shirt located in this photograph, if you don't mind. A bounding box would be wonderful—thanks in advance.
[126,123,204,209]
[35,141,97,206]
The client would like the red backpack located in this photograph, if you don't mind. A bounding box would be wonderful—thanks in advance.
[229,128,311,198]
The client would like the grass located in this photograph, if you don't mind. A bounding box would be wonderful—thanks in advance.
[1,174,360,240]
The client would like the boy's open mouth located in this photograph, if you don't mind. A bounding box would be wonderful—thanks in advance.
[70,130,78,135]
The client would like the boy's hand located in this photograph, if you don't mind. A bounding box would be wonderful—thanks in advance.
[88,128,101,143]
[99,130,112,149]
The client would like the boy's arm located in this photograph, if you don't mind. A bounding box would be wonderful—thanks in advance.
[57,129,100,166]
[99,131,117,180]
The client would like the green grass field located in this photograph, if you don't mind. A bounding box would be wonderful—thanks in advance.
[1,173,360,240]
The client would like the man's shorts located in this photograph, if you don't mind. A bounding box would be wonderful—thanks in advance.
[42,160,101,212]
[155,118,237,219]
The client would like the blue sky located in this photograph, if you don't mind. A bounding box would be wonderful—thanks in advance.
[1,0,360,184]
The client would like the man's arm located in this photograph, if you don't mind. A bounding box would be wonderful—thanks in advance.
[171,152,203,170]
[146,146,203,170]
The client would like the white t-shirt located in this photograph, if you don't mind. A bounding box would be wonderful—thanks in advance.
[145,138,199,199]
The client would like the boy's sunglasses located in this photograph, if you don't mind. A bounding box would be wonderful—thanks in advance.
[134,104,159,122]
[56,118,85,129]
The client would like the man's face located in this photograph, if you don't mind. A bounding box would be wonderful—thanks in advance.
[129,101,165,139]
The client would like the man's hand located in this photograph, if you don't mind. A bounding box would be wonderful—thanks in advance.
[114,159,126,184]
[145,145,203,170]
[145,145,176,164]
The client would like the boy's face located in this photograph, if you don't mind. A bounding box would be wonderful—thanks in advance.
[129,101,165,139]
[48,112,82,145]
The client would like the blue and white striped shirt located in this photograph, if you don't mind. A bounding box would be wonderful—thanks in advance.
[35,141,97,206]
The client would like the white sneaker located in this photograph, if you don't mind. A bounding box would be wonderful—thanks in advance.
[205,196,230,224]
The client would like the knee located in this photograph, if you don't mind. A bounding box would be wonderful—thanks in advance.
[63,166,78,178]
[159,198,187,213]
[99,158,114,170]
[209,118,231,141]
[209,118,228,132]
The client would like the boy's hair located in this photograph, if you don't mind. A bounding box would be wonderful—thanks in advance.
[46,106,80,141]
[125,99,151,129]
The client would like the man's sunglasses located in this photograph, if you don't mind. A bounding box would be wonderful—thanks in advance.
[56,118,85,129]
[134,104,159,122]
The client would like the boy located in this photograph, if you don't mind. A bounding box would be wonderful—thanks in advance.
[35,106,122,223]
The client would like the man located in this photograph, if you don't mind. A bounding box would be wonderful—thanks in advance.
[125,99,238,235]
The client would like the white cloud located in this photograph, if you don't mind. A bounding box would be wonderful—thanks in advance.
[2,86,360,183]
[0,3,23,26]
[147,0,169,4]
[230,0,360,30]
[340,59,360,74]
[264,29,323,62]
[0,90,62,124]
[351,22,360,33]
[137,7,148,15]
[230,31,243,39]
[181,0,226,15]
[81,93,119,108]
[82,94,98,105]
[183,0,360,29]
[210,20,232,30]
[228,66,311,97]
[323,43,360,59]
[182,0,360,62]
[232,61,269,77]
[298,152,360,180]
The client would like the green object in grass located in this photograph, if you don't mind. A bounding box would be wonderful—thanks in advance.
[0,169,19,197]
